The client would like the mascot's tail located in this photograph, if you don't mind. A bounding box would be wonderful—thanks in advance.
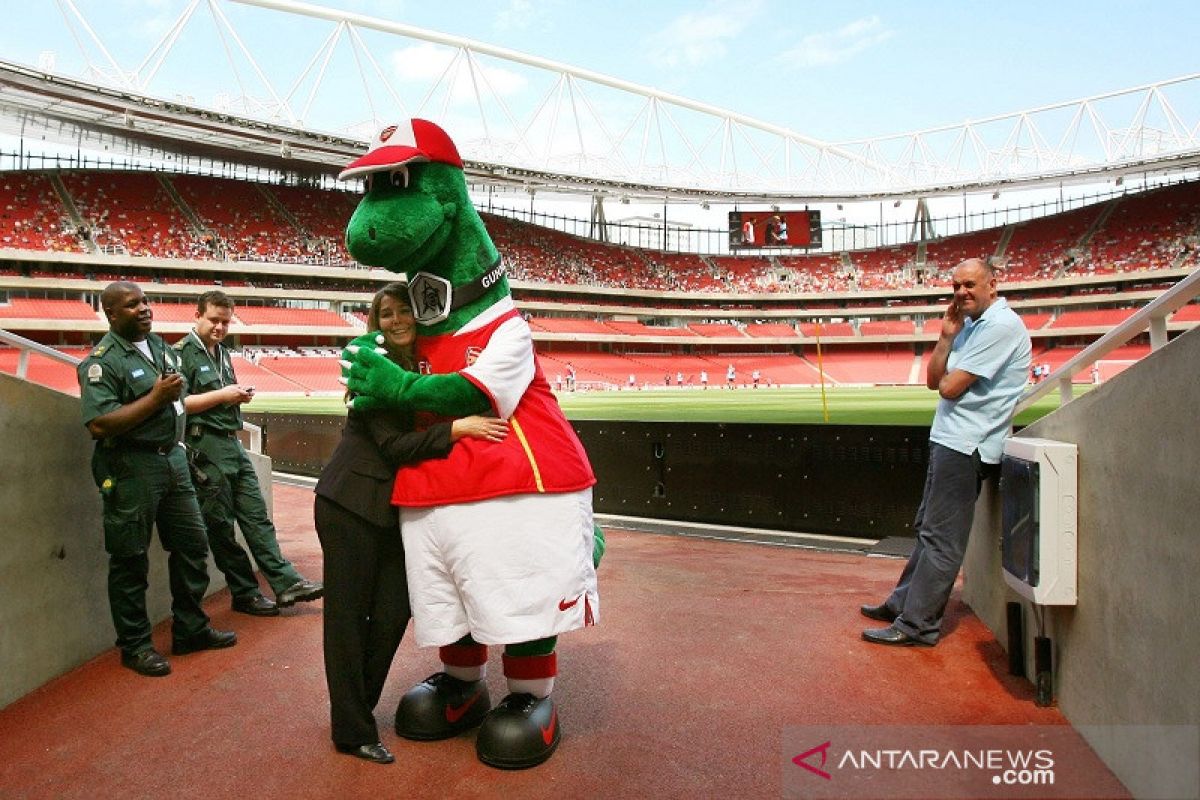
[593,524,606,569]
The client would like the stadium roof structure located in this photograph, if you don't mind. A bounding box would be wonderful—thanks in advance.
[4,0,1200,203]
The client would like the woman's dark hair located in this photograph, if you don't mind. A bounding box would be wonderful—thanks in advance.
[367,282,415,369]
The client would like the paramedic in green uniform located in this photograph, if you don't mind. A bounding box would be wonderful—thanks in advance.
[78,282,237,677]
[176,290,323,615]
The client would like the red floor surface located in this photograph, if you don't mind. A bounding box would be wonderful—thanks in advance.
[0,484,1128,799]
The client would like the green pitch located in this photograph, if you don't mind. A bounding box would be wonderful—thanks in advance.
[247,385,1074,426]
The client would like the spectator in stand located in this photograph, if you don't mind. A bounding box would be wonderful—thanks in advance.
[860,259,1031,646]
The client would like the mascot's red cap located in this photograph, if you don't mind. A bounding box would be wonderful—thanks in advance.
[338,118,463,180]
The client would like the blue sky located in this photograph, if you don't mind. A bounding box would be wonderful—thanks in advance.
[5,0,1199,142]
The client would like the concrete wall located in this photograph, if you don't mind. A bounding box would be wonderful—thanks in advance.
[963,325,1200,800]
[0,373,272,709]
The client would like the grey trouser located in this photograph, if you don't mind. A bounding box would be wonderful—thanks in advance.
[885,442,995,645]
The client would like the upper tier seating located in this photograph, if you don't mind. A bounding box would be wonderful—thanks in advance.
[482,212,664,289]
[924,228,1003,277]
[6,170,1197,296]
[0,173,85,253]
[851,244,918,290]
[171,175,311,262]
[59,171,209,259]
[1002,205,1104,280]
[707,255,779,291]
[1083,182,1200,274]
[268,184,360,264]
[641,250,721,291]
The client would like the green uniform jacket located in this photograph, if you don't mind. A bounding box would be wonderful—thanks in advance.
[78,330,187,448]
[173,330,241,433]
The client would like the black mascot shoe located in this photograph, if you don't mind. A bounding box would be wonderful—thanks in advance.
[475,693,560,770]
[394,672,491,741]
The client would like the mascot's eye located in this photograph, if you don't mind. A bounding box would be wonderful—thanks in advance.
[390,168,409,189]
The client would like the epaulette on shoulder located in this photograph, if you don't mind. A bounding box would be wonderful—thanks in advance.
[90,344,107,358]
[172,339,187,351]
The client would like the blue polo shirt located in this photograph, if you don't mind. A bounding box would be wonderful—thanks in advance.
[929,297,1032,464]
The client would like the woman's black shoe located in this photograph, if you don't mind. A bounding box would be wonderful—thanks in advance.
[335,742,395,764]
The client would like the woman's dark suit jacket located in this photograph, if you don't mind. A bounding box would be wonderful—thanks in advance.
[315,411,453,524]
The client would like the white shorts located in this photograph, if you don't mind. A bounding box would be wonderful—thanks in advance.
[400,488,599,648]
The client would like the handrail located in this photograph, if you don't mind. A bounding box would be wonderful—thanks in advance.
[1,327,263,454]
[1015,267,1200,413]
[0,328,79,378]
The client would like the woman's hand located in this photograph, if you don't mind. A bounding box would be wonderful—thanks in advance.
[451,416,509,443]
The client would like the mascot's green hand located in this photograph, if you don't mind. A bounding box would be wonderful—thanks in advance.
[339,332,385,381]
[341,344,418,411]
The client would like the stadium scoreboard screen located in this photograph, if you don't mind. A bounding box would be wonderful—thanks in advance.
[728,209,822,249]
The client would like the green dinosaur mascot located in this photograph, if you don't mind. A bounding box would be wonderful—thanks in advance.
[338,119,600,769]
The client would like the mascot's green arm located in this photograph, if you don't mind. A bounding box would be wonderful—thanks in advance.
[392,371,491,417]
[345,345,491,417]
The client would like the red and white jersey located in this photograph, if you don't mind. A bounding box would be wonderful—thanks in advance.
[392,298,596,507]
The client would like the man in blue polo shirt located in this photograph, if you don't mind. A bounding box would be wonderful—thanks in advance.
[861,258,1031,646]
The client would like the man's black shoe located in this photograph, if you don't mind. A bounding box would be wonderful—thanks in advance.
[277,579,323,607]
[172,627,238,655]
[861,625,933,647]
[121,648,171,677]
[860,603,897,623]
[335,742,395,764]
[233,594,280,617]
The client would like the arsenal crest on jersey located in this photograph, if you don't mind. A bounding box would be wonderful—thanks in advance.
[465,346,482,367]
